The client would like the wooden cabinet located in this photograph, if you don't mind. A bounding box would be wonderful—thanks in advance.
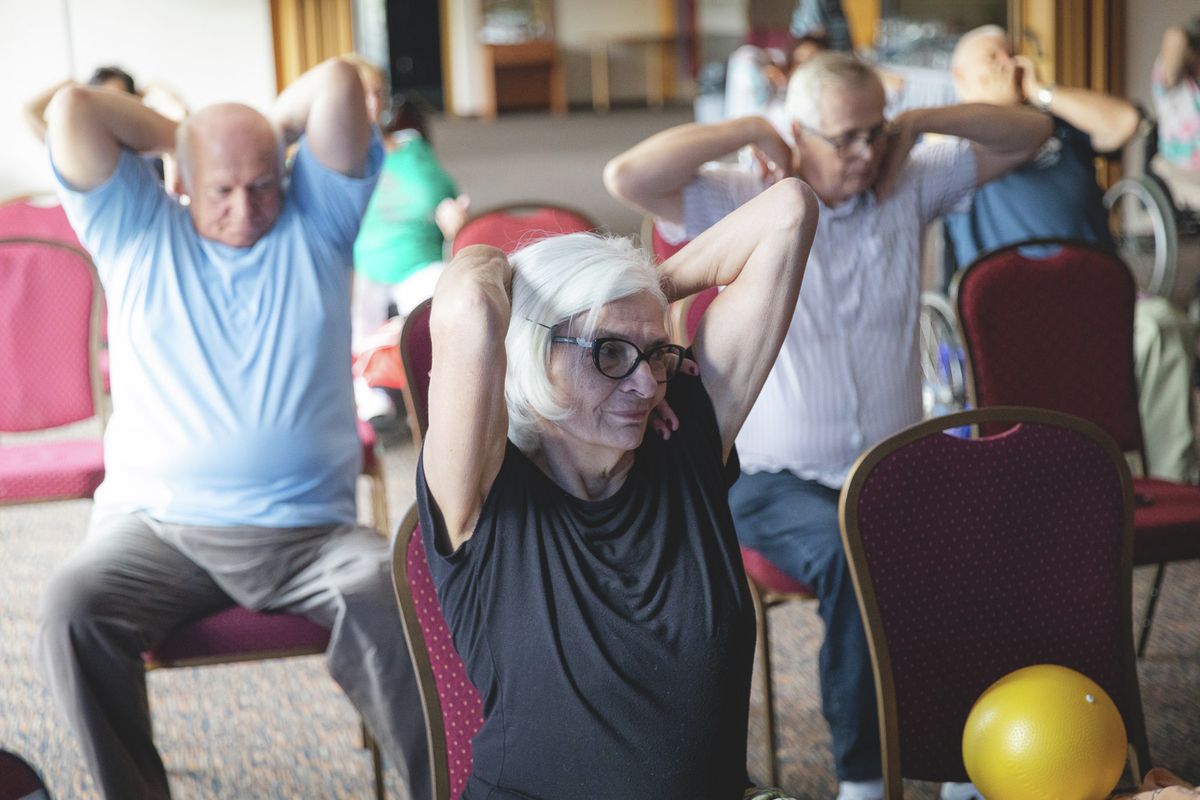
[480,39,567,119]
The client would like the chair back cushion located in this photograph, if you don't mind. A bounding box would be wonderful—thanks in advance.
[451,204,595,256]
[0,238,98,431]
[400,299,434,437]
[0,198,82,248]
[956,241,1143,452]
[841,410,1143,782]
[397,522,484,799]
[650,223,688,263]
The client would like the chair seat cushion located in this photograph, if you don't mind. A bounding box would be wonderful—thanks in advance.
[1132,477,1200,565]
[740,546,813,596]
[144,606,330,665]
[0,440,103,503]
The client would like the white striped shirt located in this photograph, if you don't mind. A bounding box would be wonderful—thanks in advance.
[660,141,977,487]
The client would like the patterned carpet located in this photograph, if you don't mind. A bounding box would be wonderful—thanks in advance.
[2,425,1198,799]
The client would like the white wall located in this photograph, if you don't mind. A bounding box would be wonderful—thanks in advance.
[0,0,276,198]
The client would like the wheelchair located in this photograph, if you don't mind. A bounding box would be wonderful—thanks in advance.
[1103,116,1200,306]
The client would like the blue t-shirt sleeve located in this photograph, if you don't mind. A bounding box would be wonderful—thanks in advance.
[287,129,385,256]
[51,148,171,287]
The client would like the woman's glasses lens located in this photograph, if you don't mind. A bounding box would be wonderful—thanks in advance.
[594,339,684,382]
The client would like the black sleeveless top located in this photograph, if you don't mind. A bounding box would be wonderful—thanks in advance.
[416,373,755,800]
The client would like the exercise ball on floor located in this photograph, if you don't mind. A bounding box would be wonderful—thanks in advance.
[962,664,1127,800]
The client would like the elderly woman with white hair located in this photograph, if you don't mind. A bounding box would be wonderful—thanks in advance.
[416,177,817,799]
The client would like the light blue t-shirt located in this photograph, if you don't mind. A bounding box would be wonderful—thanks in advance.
[54,135,383,527]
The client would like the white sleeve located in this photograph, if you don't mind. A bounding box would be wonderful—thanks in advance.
[656,163,767,244]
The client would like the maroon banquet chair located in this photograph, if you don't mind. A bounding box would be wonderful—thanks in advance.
[0,195,82,247]
[0,195,110,391]
[140,419,391,800]
[391,504,484,800]
[954,239,1200,656]
[0,237,106,505]
[839,406,1151,799]
[641,215,689,264]
[449,202,596,257]
[399,298,434,449]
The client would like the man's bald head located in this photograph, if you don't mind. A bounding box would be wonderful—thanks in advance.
[951,25,1021,105]
[175,103,286,248]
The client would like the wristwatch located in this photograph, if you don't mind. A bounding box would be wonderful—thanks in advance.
[1036,84,1055,112]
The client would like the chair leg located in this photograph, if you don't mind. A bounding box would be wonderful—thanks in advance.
[748,580,778,788]
[361,719,385,800]
[1136,563,1168,658]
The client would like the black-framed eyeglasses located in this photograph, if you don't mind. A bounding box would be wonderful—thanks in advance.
[801,120,891,156]
[550,335,685,383]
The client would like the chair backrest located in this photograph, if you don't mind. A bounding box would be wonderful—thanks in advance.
[400,298,434,444]
[954,239,1145,456]
[0,195,82,248]
[641,215,689,264]
[0,237,103,432]
[667,286,719,346]
[392,504,484,800]
[450,202,596,256]
[839,406,1150,797]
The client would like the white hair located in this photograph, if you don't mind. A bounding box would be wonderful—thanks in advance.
[951,24,1010,72]
[504,232,667,451]
[784,51,884,130]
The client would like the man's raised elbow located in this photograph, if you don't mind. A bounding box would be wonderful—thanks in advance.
[44,85,91,131]
[603,156,637,204]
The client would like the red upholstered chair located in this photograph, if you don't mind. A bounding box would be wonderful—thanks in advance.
[954,240,1200,655]
[399,299,434,449]
[641,215,689,264]
[140,421,391,800]
[449,202,596,256]
[0,196,110,391]
[839,406,1152,799]
[0,195,82,247]
[0,238,106,504]
[670,281,814,786]
[391,504,484,800]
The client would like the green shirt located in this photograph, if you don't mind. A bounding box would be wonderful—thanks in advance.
[353,135,457,284]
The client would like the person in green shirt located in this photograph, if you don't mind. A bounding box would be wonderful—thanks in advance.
[347,59,469,420]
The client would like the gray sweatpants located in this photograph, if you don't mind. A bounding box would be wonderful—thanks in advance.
[35,507,430,800]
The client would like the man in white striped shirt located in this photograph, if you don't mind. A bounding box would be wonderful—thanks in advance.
[606,52,1050,800]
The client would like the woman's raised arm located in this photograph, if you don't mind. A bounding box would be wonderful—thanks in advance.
[422,244,513,552]
[658,178,818,459]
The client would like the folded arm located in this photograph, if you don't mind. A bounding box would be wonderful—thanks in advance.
[1017,60,1140,154]
[422,245,513,552]
[658,178,818,458]
[604,115,789,225]
[45,85,178,192]
[270,57,372,178]
[890,103,1052,189]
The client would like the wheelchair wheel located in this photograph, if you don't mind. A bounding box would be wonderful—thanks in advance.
[919,291,967,418]
[1104,176,1178,298]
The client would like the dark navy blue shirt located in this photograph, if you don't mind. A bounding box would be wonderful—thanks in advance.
[416,373,755,800]
[945,115,1114,268]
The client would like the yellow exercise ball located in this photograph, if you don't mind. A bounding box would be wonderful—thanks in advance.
[962,664,1128,800]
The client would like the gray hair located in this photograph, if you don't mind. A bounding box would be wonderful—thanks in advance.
[951,24,1010,72]
[174,113,286,193]
[784,51,884,130]
[504,232,667,451]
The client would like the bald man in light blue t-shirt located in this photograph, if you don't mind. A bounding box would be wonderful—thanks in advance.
[35,58,428,800]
